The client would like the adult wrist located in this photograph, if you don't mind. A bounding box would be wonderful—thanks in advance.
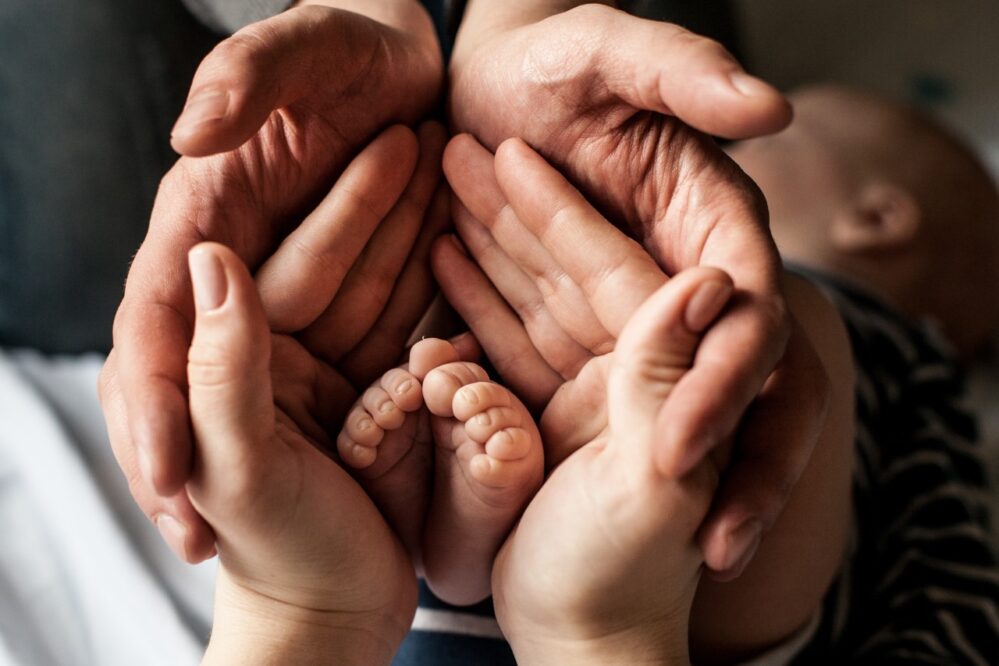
[451,0,614,67]
[510,625,690,666]
[204,568,408,666]
[296,0,437,38]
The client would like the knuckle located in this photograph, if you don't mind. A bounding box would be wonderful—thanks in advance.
[213,26,276,69]
[187,342,261,388]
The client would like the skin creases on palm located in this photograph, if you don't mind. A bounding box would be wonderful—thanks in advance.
[538,354,610,469]
[449,16,771,275]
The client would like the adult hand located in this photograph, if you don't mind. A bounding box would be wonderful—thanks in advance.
[448,4,827,578]
[100,103,448,564]
[486,268,732,666]
[439,132,829,583]
[185,241,416,666]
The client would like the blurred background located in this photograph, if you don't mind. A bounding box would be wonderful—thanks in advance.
[733,0,999,548]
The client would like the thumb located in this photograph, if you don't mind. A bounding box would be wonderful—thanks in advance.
[586,6,791,139]
[170,7,384,156]
[187,243,275,470]
[608,268,733,468]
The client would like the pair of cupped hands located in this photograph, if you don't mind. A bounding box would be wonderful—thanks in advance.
[97,1,829,662]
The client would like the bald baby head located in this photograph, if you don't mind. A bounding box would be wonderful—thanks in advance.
[729,84,999,357]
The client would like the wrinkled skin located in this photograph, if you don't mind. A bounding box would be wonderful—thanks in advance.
[449,5,827,578]
[99,4,444,563]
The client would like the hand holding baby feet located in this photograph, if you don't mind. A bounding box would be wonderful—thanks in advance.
[337,338,544,606]
[491,268,733,665]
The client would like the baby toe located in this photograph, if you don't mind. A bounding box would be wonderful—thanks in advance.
[380,367,423,413]
[423,362,490,417]
[483,427,534,462]
[337,431,378,469]
[451,381,513,422]
[362,385,406,430]
[344,405,383,448]
[468,454,528,489]
[409,338,460,380]
[461,405,522,443]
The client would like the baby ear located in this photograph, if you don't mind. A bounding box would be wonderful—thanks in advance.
[830,182,922,254]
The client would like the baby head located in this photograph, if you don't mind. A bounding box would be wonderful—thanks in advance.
[727,84,999,358]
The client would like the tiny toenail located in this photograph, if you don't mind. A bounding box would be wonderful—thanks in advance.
[460,387,479,404]
[378,401,394,413]
[358,418,372,430]
[396,380,413,394]
[476,412,491,426]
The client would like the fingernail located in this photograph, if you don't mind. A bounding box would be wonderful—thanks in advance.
[172,90,229,137]
[449,234,469,257]
[729,71,776,98]
[189,248,227,312]
[685,280,733,332]
[155,514,190,561]
[721,519,763,573]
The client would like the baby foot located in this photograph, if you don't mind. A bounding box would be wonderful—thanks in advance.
[417,341,544,606]
[336,340,459,563]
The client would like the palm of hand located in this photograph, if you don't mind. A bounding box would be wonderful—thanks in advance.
[492,349,717,647]
[196,331,416,617]
[449,8,770,269]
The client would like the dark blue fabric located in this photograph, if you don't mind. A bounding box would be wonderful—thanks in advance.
[0,0,215,353]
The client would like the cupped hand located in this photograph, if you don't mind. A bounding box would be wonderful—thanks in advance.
[100,116,448,562]
[447,6,828,577]
[185,241,416,663]
[437,134,828,582]
[488,270,732,665]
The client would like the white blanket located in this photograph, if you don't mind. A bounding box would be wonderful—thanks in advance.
[0,350,213,666]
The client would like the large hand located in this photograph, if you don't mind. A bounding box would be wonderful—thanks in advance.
[448,5,826,578]
[438,134,829,583]
[491,268,732,666]
[185,242,415,665]
[100,113,447,562]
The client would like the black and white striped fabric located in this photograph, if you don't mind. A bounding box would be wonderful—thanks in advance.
[792,267,998,665]
[391,269,999,665]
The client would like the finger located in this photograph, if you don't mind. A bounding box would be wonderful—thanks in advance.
[445,134,614,354]
[171,6,391,155]
[493,137,666,335]
[432,234,563,411]
[454,203,593,377]
[445,134,568,287]
[575,5,791,139]
[654,293,789,478]
[300,121,446,360]
[99,352,217,563]
[608,268,734,463]
[698,317,829,579]
[448,332,482,364]
[112,248,197,497]
[642,139,790,477]
[187,243,276,469]
[255,125,418,332]
[339,183,450,388]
